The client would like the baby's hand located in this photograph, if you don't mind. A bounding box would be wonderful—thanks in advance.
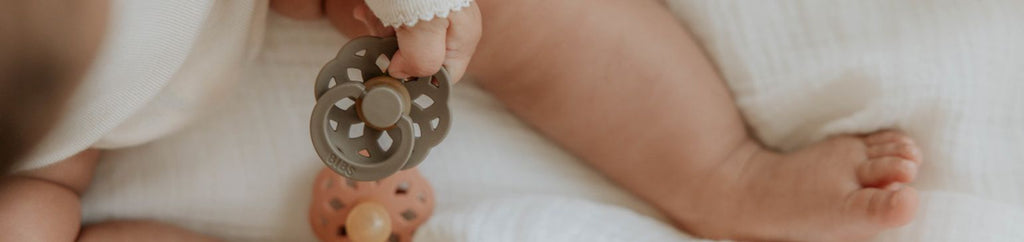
[353,3,481,82]
[270,0,481,82]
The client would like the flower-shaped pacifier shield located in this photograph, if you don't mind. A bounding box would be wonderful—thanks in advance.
[311,37,452,181]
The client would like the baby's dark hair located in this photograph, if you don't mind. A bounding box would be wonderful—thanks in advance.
[0,1,107,172]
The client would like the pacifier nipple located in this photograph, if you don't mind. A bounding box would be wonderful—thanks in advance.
[346,202,392,242]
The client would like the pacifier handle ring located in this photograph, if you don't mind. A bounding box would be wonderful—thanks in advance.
[310,82,415,181]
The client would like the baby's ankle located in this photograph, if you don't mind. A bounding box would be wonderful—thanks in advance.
[658,139,777,239]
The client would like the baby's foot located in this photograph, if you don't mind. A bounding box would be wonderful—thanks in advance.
[687,131,922,241]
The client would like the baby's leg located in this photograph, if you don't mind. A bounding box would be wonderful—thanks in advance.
[470,0,922,240]
[0,150,219,241]
[0,150,99,241]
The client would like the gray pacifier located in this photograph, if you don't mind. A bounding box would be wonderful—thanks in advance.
[310,36,452,181]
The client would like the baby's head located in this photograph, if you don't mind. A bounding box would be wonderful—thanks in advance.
[0,1,107,171]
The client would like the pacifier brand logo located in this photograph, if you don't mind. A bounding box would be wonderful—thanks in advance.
[326,153,356,176]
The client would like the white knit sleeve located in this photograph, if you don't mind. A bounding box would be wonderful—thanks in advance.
[364,0,473,28]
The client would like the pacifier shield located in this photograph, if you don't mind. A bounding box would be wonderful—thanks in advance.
[311,36,452,181]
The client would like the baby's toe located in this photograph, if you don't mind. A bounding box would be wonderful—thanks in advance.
[843,187,919,228]
[857,157,918,187]
[864,131,922,162]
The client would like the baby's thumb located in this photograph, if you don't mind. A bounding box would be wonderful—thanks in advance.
[437,3,482,83]
[389,20,448,79]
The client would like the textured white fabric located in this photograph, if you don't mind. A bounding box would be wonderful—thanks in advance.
[14,0,266,171]
[666,1,1024,241]
[413,196,693,242]
[365,0,473,27]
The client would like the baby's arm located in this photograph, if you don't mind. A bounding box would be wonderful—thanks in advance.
[0,150,100,241]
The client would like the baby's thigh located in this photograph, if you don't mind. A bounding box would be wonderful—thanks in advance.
[470,0,673,74]
[470,0,690,85]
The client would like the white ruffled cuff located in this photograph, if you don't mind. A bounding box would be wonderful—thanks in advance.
[365,0,473,28]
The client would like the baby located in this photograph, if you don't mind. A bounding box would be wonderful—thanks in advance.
[0,0,922,241]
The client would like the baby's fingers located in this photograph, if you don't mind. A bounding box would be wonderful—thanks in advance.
[439,2,482,82]
[389,19,448,80]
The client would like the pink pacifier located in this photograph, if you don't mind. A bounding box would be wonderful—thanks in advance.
[309,168,434,242]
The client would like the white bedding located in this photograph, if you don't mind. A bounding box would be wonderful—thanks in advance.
[82,1,1024,241]
[668,1,1024,241]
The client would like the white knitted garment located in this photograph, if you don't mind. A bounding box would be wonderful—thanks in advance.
[365,0,473,27]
